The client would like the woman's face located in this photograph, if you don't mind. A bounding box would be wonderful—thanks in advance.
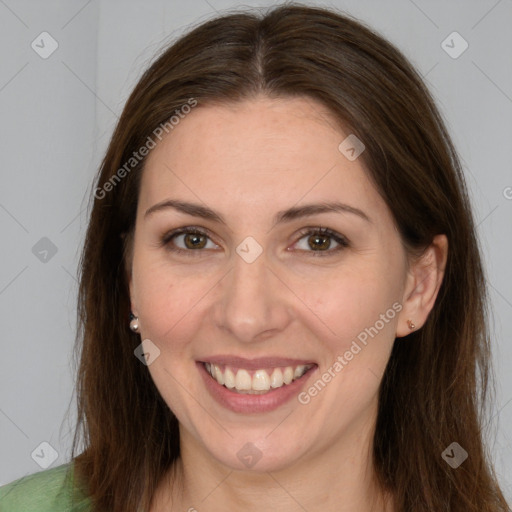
[129,95,413,472]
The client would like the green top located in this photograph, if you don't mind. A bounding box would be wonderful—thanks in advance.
[0,462,93,511]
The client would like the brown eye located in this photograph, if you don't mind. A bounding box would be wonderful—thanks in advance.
[307,233,331,251]
[294,227,349,256]
[161,227,219,253]
[183,232,207,249]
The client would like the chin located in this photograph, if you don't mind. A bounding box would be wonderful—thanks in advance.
[202,431,312,473]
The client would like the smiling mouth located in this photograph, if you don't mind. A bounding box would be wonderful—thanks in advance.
[202,362,316,394]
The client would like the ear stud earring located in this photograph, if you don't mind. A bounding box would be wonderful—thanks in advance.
[407,319,416,330]
[129,314,140,333]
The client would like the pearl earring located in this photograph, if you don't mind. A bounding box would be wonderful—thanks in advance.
[407,319,416,330]
[129,315,140,333]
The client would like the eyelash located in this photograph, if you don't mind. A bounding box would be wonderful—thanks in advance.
[159,226,349,257]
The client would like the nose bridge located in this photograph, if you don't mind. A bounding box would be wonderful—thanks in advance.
[214,246,290,343]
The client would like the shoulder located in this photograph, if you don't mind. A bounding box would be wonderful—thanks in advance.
[0,462,92,512]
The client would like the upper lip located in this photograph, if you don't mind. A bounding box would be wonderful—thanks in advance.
[198,355,316,370]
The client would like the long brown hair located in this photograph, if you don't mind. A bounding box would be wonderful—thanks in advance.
[69,4,510,511]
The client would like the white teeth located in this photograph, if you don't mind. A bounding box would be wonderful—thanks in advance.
[214,364,224,385]
[252,370,271,391]
[235,369,252,390]
[204,362,312,393]
[294,365,306,378]
[283,367,294,385]
[224,368,236,389]
[270,368,284,388]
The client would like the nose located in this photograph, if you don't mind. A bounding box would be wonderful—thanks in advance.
[213,247,292,343]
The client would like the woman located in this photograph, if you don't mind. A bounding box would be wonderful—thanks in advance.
[0,3,509,511]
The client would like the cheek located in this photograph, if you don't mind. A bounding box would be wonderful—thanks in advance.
[133,260,207,347]
[133,264,206,411]
[299,266,401,382]
[298,273,400,418]
[307,266,399,334]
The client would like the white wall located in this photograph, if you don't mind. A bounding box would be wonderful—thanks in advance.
[1,0,511,501]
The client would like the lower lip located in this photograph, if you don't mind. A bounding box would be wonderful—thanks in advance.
[197,362,317,414]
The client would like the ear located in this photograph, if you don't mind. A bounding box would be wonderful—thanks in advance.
[396,234,448,337]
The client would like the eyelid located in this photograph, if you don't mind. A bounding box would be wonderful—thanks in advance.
[160,225,349,256]
[160,225,220,249]
[292,226,349,256]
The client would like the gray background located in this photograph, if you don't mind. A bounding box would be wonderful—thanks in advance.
[1,0,511,501]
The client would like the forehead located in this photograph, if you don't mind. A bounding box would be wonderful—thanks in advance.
[138,96,388,223]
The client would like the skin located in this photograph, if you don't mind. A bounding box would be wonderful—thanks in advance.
[127,95,448,511]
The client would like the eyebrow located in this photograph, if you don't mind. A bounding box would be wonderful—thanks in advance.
[144,199,372,225]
